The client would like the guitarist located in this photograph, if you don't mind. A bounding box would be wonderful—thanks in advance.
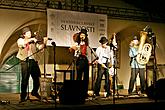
[93,36,113,97]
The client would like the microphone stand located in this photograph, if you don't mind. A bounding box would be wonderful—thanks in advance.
[109,43,118,104]
[66,49,78,80]
[51,41,57,106]
[151,34,157,90]
[151,34,158,102]
[88,46,98,98]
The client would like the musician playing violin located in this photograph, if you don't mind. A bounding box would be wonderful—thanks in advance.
[16,27,48,103]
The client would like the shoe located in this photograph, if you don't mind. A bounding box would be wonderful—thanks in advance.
[50,94,56,101]
[31,92,41,100]
[93,94,100,98]
[106,93,111,98]
[140,93,147,97]
[128,92,133,96]
[19,99,26,103]
[93,92,100,96]
[85,94,90,98]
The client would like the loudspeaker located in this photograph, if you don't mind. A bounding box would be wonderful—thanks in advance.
[146,78,165,100]
[59,80,86,104]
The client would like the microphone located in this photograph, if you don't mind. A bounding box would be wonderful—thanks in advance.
[34,31,38,35]
[51,41,56,46]
[109,43,117,49]
[48,38,52,40]
[103,56,109,59]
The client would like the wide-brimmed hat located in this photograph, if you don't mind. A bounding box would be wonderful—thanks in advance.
[22,27,30,34]
[79,28,88,36]
[99,37,108,44]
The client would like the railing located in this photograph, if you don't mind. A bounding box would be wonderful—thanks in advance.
[0,0,165,23]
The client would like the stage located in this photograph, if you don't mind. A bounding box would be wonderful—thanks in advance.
[0,92,164,110]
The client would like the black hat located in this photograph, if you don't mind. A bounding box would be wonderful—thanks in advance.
[79,28,88,36]
[22,27,30,34]
[99,37,108,44]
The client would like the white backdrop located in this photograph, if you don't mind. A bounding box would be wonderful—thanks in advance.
[47,9,107,48]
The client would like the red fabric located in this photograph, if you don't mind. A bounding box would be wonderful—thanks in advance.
[25,43,29,51]
[80,44,87,56]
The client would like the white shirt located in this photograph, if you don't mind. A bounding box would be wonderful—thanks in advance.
[16,38,43,61]
[96,45,114,65]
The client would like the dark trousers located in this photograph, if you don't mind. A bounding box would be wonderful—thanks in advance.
[76,57,89,96]
[20,59,41,100]
[128,68,146,93]
[94,64,111,96]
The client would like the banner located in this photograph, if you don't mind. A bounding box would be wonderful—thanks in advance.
[47,9,107,48]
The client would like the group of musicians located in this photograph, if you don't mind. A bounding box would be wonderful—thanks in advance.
[16,26,147,103]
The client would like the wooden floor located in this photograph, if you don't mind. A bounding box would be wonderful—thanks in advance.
[0,92,164,110]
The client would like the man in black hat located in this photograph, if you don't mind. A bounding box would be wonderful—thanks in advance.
[93,36,113,97]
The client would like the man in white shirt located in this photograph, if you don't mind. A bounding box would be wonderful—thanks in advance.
[93,36,114,97]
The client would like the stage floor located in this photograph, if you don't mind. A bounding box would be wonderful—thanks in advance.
[0,92,164,110]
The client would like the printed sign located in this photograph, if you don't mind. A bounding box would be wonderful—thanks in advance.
[47,9,107,48]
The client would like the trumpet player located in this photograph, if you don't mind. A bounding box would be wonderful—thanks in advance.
[128,36,146,95]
